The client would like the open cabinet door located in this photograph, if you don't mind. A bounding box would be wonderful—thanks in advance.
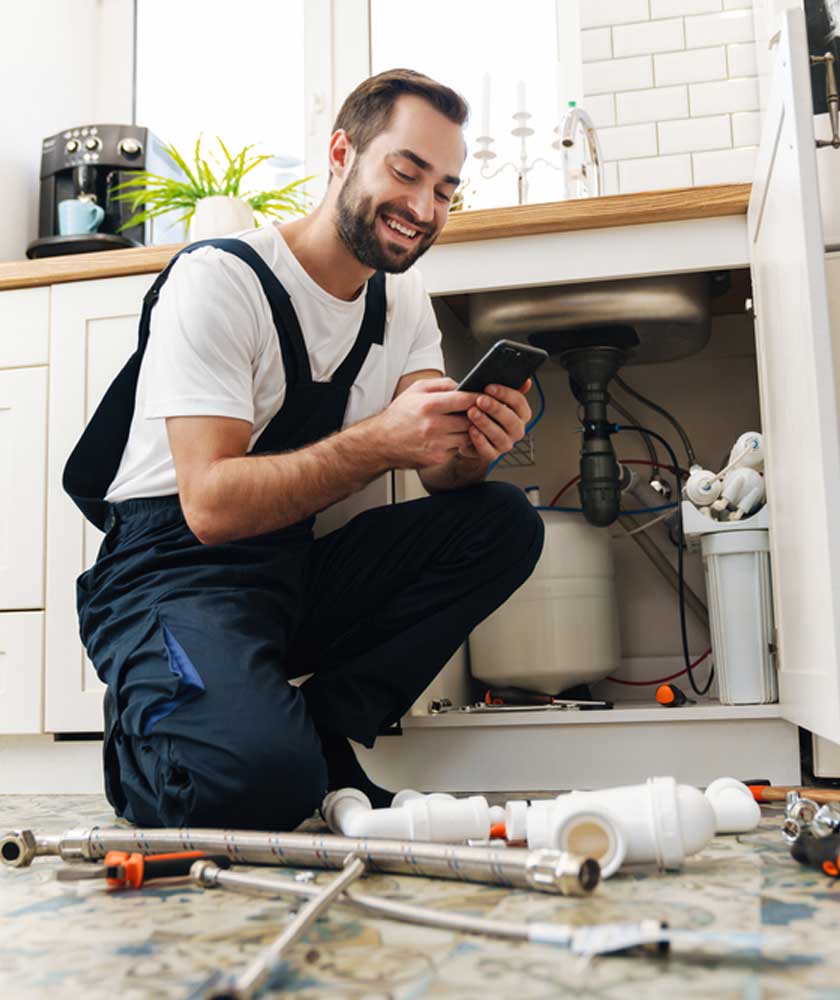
[749,7,840,742]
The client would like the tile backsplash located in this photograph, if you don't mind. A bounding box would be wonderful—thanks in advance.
[580,0,759,193]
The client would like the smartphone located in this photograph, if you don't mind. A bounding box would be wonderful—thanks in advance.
[457,340,549,393]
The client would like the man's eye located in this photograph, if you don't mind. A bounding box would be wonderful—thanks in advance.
[436,191,452,202]
[394,170,413,181]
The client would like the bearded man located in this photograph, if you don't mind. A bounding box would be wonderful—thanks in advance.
[65,68,544,829]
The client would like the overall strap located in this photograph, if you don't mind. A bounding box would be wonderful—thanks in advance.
[329,271,387,388]
[142,237,312,385]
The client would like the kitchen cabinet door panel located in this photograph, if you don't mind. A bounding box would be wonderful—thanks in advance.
[749,8,840,743]
[0,611,43,734]
[45,274,153,733]
[0,368,47,609]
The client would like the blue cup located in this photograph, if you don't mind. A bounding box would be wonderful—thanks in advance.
[58,198,105,235]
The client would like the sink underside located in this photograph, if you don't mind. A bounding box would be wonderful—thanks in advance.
[467,273,713,366]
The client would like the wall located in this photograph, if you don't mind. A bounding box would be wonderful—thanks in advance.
[580,0,761,194]
[0,0,133,263]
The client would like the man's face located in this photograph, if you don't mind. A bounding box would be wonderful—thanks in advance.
[334,95,465,273]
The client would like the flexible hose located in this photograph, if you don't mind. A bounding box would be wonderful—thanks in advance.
[612,375,697,467]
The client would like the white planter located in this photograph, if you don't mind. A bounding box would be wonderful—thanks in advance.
[189,195,254,241]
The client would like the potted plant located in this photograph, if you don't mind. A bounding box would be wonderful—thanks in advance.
[109,135,313,241]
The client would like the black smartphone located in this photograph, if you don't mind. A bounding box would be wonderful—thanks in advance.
[457,340,548,393]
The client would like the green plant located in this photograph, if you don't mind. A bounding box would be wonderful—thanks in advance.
[109,135,314,236]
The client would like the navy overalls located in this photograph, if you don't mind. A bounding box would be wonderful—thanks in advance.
[64,237,545,831]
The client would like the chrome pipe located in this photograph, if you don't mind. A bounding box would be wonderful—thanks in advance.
[0,826,599,895]
[196,855,366,1000]
[191,859,582,946]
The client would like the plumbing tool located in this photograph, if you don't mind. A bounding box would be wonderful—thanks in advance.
[191,857,601,951]
[192,855,366,1000]
[55,850,229,889]
[655,683,694,707]
[0,826,592,894]
[481,687,613,709]
[428,697,611,714]
[782,790,840,876]
[749,784,840,805]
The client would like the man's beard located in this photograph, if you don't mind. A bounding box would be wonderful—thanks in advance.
[335,160,435,273]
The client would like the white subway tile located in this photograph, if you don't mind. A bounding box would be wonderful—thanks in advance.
[732,110,761,146]
[685,10,754,48]
[613,18,684,57]
[583,93,616,128]
[723,0,752,8]
[582,27,612,63]
[581,0,650,29]
[583,55,653,96]
[598,122,658,160]
[651,0,721,16]
[602,161,620,195]
[658,114,731,153]
[693,145,757,183]
[690,76,758,115]
[727,41,757,77]
[616,85,689,124]
[655,46,726,85]
[619,153,693,193]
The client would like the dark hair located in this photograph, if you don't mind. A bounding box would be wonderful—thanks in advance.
[332,68,469,162]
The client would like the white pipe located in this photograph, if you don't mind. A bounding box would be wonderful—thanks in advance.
[704,777,761,833]
[322,787,491,843]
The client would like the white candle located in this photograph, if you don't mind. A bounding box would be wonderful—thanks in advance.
[517,79,527,115]
[480,73,491,136]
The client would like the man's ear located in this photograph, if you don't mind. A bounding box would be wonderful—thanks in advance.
[328,129,354,180]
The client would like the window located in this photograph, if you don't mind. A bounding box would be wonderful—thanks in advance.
[370,0,579,210]
[135,0,307,203]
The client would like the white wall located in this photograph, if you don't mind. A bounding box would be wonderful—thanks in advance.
[580,0,761,194]
[0,0,133,263]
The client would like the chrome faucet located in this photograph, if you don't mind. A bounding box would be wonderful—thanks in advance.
[559,104,604,198]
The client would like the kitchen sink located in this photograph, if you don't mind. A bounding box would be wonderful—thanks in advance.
[467,272,718,366]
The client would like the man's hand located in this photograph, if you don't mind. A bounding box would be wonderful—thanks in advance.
[374,376,479,469]
[461,378,533,463]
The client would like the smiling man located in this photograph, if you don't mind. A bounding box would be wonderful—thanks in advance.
[65,69,544,830]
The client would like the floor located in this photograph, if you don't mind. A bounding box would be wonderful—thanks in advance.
[2,795,840,999]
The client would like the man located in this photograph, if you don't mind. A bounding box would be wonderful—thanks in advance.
[65,69,544,830]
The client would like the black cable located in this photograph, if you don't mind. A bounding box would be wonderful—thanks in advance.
[613,375,698,467]
[607,394,661,474]
[615,423,715,697]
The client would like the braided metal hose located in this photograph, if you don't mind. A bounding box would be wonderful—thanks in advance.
[0,826,599,895]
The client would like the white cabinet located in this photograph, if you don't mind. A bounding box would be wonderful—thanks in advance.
[44,274,154,733]
[0,612,43,734]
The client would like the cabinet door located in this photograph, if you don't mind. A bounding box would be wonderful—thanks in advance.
[45,274,155,733]
[0,611,44,734]
[0,368,47,609]
[749,7,840,743]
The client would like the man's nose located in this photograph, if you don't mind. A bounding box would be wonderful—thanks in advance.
[405,186,435,226]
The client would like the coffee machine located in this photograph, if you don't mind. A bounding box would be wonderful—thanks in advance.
[27,124,186,259]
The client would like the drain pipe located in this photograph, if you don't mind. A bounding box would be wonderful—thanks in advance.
[504,777,759,875]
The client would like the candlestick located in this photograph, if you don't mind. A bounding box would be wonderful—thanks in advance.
[480,73,491,138]
[516,79,527,115]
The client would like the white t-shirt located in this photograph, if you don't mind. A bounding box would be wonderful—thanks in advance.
[106,223,444,502]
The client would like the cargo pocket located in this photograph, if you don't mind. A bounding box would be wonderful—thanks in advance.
[138,614,207,736]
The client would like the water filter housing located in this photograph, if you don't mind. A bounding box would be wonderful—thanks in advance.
[469,510,620,693]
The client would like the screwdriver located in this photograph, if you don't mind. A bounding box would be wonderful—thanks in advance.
[56,850,231,889]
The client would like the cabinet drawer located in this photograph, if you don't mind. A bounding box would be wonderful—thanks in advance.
[0,611,43,734]
[0,287,49,368]
[0,368,47,608]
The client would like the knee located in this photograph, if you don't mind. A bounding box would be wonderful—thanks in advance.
[148,724,329,830]
[468,481,545,570]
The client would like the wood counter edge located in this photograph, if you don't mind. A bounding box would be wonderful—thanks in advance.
[0,183,750,292]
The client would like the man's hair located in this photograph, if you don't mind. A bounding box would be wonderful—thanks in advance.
[332,68,469,163]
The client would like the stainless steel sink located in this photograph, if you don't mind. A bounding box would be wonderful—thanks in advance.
[467,273,713,366]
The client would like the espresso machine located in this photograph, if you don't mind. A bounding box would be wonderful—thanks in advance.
[27,124,186,259]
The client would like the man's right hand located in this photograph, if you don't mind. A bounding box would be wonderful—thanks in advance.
[374,377,477,469]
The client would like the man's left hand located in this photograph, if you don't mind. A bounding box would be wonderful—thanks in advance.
[460,378,533,463]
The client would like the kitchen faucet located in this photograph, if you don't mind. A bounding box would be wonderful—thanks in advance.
[559,104,604,198]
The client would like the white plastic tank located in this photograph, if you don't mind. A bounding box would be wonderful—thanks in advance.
[469,509,620,693]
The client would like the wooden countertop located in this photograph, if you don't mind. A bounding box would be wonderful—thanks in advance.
[0,183,750,292]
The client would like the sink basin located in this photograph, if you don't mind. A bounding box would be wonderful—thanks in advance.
[467,273,713,366]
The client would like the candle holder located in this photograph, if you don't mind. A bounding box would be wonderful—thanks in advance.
[474,110,565,206]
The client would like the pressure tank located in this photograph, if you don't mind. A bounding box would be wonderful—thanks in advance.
[469,509,620,693]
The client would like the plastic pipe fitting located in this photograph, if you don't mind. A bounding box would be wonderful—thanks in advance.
[322,787,491,843]
[684,466,724,507]
[703,777,761,833]
[728,432,764,471]
[711,467,765,517]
